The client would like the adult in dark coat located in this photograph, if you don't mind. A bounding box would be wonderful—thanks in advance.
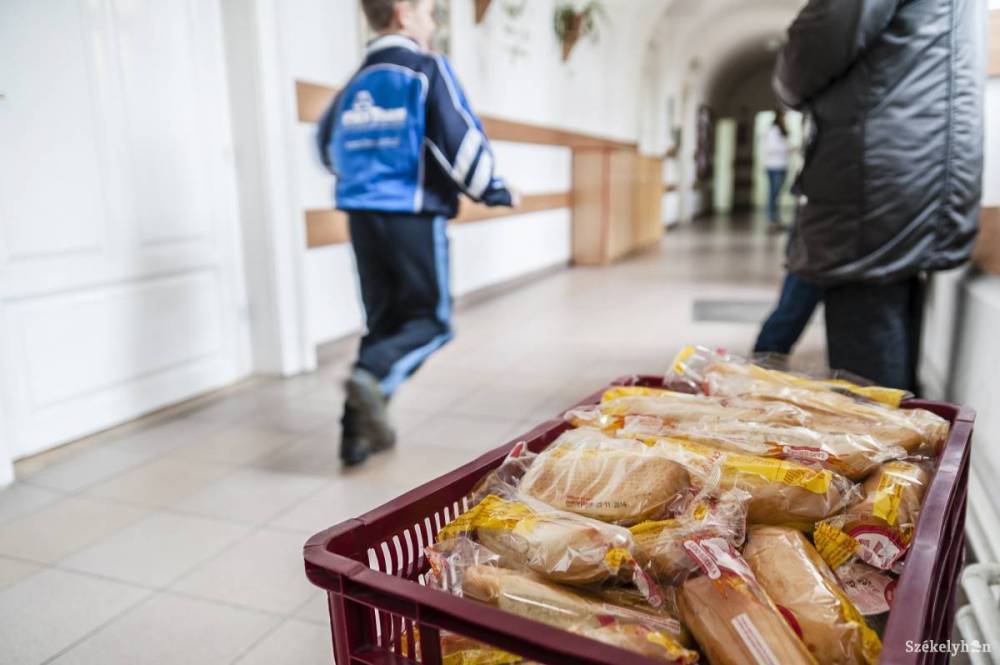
[774,0,985,390]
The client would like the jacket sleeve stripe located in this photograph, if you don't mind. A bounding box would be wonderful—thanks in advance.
[454,129,483,182]
[468,150,494,199]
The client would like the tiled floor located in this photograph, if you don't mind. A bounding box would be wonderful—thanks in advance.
[0,215,825,664]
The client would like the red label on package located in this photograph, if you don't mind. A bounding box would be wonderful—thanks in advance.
[835,562,896,616]
[848,524,906,570]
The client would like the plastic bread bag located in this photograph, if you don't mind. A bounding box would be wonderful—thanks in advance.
[595,389,906,481]
[814,460,932,571]
[831,561,897,636]
[743,525,881,665]
[399,626,523,665]
[675,536,818,665]
[457,565,697,663]
[426,538,697,664]
[433,492,664,604]
[562,426,859,530]
[629,488,751,585]
[516,429,692,525]
[605,385,937,461]
[666,346,949,453]
[469,441,538,503]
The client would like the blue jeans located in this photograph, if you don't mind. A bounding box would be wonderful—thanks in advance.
[824,277,924,391]
[754,273,823,355]
[766,169,787,222]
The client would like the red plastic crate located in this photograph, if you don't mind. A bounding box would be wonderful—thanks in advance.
[304,376,975,665]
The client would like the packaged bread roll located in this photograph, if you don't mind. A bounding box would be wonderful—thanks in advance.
[461,565,698,664]
[577,389,909,480]
[666,346,949,452]
[629,432,855,530]
[630,488,750,584]
[435,493,654,592]
[743,526,881,665]
[675,537,818,665]
[550,427,855,530]
[814,460,931,571]
[518,439,691,524]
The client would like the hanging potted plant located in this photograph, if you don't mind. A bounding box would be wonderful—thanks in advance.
[553,1,607,62]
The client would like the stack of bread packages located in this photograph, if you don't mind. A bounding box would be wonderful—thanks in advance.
[420,345,949,665]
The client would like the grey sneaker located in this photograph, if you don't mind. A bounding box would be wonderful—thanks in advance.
[345,368,396,453]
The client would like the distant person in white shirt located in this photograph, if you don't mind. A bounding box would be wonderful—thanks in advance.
[763,111,792,229]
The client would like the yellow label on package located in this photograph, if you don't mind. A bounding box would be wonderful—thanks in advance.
[872,473,905,526]
[814,521,859,570]
[834,587,883,665]
[750,364,907,407]
[601,386,678,402]
[436,495,536,542]
[604,547,631,573]
[724,455,833,494]
[443,650,523,665]
[671,345,697,375]
[646,631,699,664]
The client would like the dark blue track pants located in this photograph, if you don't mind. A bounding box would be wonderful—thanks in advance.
[348,211,453,396]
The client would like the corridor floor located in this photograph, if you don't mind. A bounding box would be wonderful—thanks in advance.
[0,216,824,665]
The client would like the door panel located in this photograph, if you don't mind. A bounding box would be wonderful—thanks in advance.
[0,0,108,260]
[0,0,249,462]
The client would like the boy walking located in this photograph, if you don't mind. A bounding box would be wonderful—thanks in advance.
[317,0,515,466]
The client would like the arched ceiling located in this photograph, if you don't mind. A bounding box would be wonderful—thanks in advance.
[643,0,804,99]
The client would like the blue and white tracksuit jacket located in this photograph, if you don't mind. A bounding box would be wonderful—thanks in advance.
[317,35,512,217]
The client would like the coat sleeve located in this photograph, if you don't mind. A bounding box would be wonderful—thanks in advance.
[424,55,513,207]
[315,90,343,175]
[774,0,899,109]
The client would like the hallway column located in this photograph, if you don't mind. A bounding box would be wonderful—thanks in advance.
[220,0,316,376]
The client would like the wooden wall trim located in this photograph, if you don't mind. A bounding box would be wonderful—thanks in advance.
[305,209,349,248]
[990,9,1000,78]
[305,192,572,248]
[294,79,635,149]
[454,191,571,224]
[973,206,1000,275]
[296,80,337,123]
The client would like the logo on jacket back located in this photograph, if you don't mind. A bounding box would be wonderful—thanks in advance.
[341,91,408,128]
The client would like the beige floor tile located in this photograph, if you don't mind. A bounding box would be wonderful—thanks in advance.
[234,618,333,665]
[0,482,63,525]
[345,442,482,492]
[171,424,297,465]
[240,401,339,435]
[174,468,326,524]
[293,589,330,626]
[0,495,147,563]
[267,476,412,534]
[171,527,314,614]
[0,556,42,590]
[0,567,149,665]
[103,416,227,458]
[250,428,343,477]
[403,412,525,453]
[60,512,250,587]
[85,456,232,509]
[48,592,278,665]
[24,445,154,493]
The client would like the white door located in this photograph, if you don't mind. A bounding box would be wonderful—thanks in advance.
[0,0,251,480]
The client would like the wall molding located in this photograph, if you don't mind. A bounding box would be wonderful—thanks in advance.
[294,79,635,149]
[305,192,572,248]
